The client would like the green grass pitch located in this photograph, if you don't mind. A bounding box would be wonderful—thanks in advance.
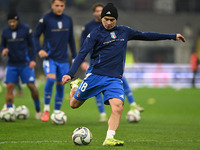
[0,83,200,150]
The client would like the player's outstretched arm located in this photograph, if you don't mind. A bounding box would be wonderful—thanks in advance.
[62,75,71,85]
[176,34,186,42]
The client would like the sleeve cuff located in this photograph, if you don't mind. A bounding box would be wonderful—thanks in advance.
[66,72,74,79]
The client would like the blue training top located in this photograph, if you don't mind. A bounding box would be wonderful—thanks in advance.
[34,11,77,62]
[67,25,176,79]
[0,23,35,66]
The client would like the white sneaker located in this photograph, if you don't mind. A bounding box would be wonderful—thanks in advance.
[135,105,144,112]
[35,112,42,120]
[130,103,144,112]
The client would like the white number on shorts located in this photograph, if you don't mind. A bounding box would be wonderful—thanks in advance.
[79,82,88,92]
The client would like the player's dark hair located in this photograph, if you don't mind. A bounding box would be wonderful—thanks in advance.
[52,0,66,4]
[92,3,104,12]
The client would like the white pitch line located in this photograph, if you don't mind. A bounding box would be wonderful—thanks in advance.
[0,140,199,145]
[0,141,69,144]
[127,140,200,143]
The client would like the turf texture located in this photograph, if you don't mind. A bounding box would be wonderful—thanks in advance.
[0,83,199,150]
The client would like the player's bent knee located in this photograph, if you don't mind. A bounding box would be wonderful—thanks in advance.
[109,98,124,113]
[70,98,83,109]
[70,102,80,109]
[114,104,123,113]
[70,102,79,109]
[70,103,79,109]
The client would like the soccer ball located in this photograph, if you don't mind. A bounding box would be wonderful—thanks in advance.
[16,105,30,119]
[126,109,141,123]
[72,127,92,145]
[0,107,16,122]
[51,111,67,125]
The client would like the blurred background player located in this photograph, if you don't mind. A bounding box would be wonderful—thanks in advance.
[0,10,41,119]
[34,0,77,122]
[190,51,199,88]
[80,3,144,122]
[62,3,185,146]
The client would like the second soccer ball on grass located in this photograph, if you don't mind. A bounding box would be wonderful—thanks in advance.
[51,110,67,125]
[126,109,141,123]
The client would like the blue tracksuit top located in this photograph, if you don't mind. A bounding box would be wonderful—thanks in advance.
[0,23,35,66]
[34,11,77,62]
[80,20,101,47]
[67,25,176,79]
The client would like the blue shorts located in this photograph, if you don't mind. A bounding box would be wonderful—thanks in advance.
[43,59,69,82]
[74,74,125,105]
[5,65,35,84]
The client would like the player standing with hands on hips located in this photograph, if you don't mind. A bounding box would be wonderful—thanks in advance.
[0,10,41,119]
[34,0,77,122]
[62,3,185,146]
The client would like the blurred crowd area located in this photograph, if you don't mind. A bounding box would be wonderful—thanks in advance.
[0,0,200,76]
[1,0,200,31]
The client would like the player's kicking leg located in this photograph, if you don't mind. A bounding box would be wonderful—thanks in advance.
[27,83,41,119]
[69,78,85,108]
[102,98,124,146]
[71,77,107,121]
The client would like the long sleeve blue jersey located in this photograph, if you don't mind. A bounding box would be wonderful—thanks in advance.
[67,25,176,79]
[34,11,77,62]
[0,23,35,66]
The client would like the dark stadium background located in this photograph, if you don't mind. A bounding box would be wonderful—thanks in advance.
[0,0,200,87]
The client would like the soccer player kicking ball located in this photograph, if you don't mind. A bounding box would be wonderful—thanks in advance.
[62,3,185,146]
[34,0,77,122]
[80,3,143,122]
[0,10,41,119]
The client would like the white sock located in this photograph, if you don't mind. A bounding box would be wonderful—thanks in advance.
[100,112,106,116]
[44,105,50,112]
[106,130,116,139]
[130,102,136,106]
[54,110,60,113]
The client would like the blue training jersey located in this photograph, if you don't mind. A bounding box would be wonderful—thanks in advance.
[0,23,35,66]
[34,11,77,62]
[67,25,176,79]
